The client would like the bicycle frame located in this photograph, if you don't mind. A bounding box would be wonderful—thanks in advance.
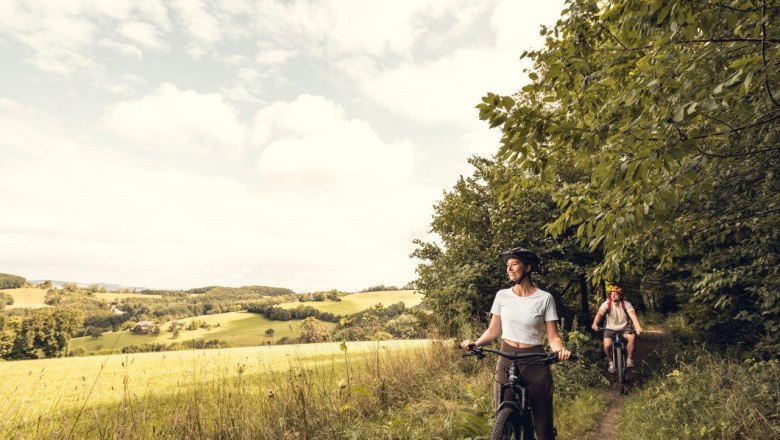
[464,346,572,440]
[496,357,532,414]
[605,329,631,392]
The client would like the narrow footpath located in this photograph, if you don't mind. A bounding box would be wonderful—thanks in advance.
[591,325,665,440]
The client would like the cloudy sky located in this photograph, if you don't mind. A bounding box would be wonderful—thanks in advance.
[0,0,564,292]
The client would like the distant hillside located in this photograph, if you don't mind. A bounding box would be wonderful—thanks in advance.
[0,273,26,289]
[29,280,147,291]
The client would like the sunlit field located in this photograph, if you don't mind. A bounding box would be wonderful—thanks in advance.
[0,288,162,309]
[93,292,163,301]
[1,287,49,309]
[278,290,423,315]
[71,311,336,353]
[0,340,431,426]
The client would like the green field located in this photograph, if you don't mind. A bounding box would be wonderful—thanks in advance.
[0,287,49,309]
[0,339,431,423]
[278,290,423,315]
[71,311,336,353]
[93,292,163,301]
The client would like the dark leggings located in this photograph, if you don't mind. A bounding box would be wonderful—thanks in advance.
[494,342,555,440]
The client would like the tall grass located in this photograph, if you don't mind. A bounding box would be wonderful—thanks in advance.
[1,338,605,439]
[618,355,779,439]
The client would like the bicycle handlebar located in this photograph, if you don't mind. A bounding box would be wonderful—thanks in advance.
[463,345,577,363]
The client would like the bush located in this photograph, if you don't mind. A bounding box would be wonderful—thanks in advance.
[0,291,14,309]
[620,355,779,439]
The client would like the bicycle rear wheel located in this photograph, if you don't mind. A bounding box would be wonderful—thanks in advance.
[491,407,531,440]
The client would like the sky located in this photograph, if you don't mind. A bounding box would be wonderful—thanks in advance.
[0,0,565,292]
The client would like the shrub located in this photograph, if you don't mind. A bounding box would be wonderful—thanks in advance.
[620,355,779,439]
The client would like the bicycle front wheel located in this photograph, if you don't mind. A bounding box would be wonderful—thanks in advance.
[491,407,531,440]
[616,345,625,386]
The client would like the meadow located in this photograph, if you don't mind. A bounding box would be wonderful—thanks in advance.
[0,287,163,309]
[0,339,606,439]
[0,340,430,423]
[277,289,423,315]
[1,287,49,309]
[70,311,337,353]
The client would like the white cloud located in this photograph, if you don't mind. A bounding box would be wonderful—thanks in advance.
[252,0,455,58]
[491,0,565,50]
[254,95,416,191]
[0,99,430,291]
[173,0,221,45]
[354,47,526,126]
[0,0,570,291]
[343,1,566,127]
[100,40,144,59]
[251,94,346,145]
[119,21,168,52]
[104,83,246,156]
[256,47,296,66]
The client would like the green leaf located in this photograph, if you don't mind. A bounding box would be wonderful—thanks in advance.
[673,106,685,122]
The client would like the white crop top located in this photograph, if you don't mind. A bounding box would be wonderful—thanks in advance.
[490,287,559,345]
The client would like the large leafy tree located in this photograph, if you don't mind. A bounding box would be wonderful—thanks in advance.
[5,308,83,359]
[479,0,779,346]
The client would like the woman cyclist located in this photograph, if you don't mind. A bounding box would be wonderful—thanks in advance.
[460,247,571,440]
[590,285,643,372]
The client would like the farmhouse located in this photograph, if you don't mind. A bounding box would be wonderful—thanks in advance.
[132,321,154,334]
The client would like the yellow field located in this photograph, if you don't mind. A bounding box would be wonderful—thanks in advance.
[278,290,423,315]
[0,339,431,422]
[0,287,49,309]
[70,311,337,353]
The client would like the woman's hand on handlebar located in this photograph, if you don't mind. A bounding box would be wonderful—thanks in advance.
[555,347,572,361]
[459,340,476,351]
[591,323,600,331]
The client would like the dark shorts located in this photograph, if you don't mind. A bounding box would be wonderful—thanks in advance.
[604,324,634,339]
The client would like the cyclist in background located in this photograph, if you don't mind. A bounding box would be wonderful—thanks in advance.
[591,285,643,372]
[460,247,571,440]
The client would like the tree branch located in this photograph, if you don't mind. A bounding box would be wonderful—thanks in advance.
[675,37,780,44]
[693,145,780,158]
[762,0,780,110]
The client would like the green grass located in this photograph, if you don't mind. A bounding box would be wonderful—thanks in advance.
[0,339,597,439]
[0,287,49,309]
[0,338,608,439]
[277,290,423,315]
[0,339,431,425]
[618,355,779,439]
[92,292,163,300]
[71,311,335,353]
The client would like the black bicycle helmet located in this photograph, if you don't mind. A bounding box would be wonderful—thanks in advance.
[500,247,540,272]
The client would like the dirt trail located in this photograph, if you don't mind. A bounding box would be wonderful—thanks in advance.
[591,325,665,440]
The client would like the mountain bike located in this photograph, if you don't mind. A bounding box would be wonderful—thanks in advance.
[602,328,633,394]
[464,345,574,440]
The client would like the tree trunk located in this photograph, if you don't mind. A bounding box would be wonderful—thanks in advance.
[579,273,590,325]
